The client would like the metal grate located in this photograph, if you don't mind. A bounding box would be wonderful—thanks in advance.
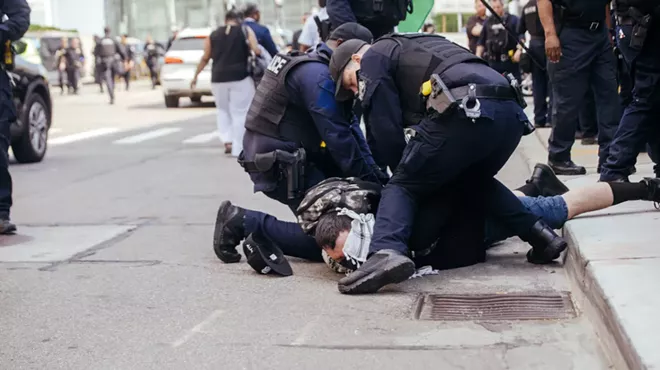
[414,292,576,321]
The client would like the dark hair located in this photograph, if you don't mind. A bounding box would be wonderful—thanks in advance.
[314,213,352,249]
[104,26,111,35]
[243,3,259,17]
[319,0,327,8]
[226,9,243,22]
[422,23,435,32]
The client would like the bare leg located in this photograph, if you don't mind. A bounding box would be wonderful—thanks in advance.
[562,183,614,219]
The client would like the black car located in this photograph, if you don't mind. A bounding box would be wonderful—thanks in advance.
[7,54,53,163]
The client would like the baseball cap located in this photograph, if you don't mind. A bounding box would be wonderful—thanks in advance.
[243,234,293,277]
[330,39,369,101]
[328,22,373,44]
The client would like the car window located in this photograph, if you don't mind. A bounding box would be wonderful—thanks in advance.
[169,37,206,51]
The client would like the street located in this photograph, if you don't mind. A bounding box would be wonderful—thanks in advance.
[0,82,611,369]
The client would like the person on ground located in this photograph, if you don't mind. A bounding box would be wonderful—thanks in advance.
[211,24,382,268]
[191,10,261,157]
[330,32,566,295]
[309,164,660,277]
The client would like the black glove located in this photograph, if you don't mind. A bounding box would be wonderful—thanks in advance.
[374,167,390,186]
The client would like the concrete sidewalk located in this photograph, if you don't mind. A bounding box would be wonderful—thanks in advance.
[519,126,659,370]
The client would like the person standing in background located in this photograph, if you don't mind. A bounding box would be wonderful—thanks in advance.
[55,38,68,95]
[144,35,162,89]
[191,10,261,157]
[291,12,310,51]
[242,3,278,58]
[64,38,84,94]
[94,27,125,105]
[93,35,104,93]
[476,0,523,81]
[466,0,487,54]
[299,0,328,51]
[120,34,135,91]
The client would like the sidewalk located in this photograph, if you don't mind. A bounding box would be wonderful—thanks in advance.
[519,126,660,370]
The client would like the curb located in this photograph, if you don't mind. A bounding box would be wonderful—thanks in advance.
[521,129,634,370]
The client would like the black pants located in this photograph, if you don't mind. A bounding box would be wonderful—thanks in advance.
[529,39,551,126]
[370,99,540,256]
[0,72,14,219]
[579,89,598,138]
[547,26,619,166]
[66,68,79,93]
[147,63,159,88]
[122,71,130,90]
[99,60,116,101]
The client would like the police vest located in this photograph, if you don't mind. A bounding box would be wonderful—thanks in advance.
[296,177,381,234]
[351,0,411,28]
[98,37,117,58]
[379,33,487,128]
[245,52,329,148]
[485,16,511,56]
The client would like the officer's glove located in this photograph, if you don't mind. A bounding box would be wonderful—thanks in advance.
[374,167,390,186]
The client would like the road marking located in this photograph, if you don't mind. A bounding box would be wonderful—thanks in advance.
[171,309,224,348]
[49,128,119,146]
[182,131,218,144]
[113,127,181,145]
[49,128,62,135]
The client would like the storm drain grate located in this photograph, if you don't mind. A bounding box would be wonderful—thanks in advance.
[414,292,576,321]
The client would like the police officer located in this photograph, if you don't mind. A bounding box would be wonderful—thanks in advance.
[325,0,410,40]
[0,0,30,234]
[93,35,104,93]
[120,34,135,91]
[600,0,660,181]
[94,27,125,105]
[212,23,386,267]
[538,0,619,175]
[329,33,568,294]
[519,0,551,128]
[476,0,523,82]
[144,35,162,89]
[63,38,84,95]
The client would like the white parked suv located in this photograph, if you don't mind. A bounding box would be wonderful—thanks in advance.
[161,27,213,108]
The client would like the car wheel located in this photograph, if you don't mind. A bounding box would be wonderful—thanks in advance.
[190,96,202,103]
[12,93,49,163]
[164,95,179,108]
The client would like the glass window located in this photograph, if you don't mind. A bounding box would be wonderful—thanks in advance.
[168,37,206,51]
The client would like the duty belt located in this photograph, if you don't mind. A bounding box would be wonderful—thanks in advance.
[563,19,602,31]
[238,148,307,200]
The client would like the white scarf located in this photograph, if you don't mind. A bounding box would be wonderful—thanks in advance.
[337,208,374,269]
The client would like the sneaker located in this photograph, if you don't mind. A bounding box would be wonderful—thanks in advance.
[213,201,246,263]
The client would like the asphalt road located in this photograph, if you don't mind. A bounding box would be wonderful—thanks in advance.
[0,82,611,369]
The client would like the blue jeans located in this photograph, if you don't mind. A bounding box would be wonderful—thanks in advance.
[484,195,569,246]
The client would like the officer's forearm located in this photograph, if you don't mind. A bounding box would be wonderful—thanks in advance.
[537,0,557,38]
[476,46,485,58]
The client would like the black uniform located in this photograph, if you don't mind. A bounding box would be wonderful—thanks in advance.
[331,34,568,294]
[144,42,162,89]
[55,46,67,93]
[326,0,409,39]
[519,0,551,127]
[94,35,125,104]
[121,43,135,90]
[544,0,619,175]
[0,0,30,233]
[477,13,523,81]
[63,45,83,94]
[601,0,660,181]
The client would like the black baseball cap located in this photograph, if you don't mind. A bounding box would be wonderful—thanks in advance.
[243,234,293,277]
[328,22,373,43]
[330,39,369,101]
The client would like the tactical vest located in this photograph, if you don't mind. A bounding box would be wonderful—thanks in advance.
[296,177,381,234]
[352,0,411,28]
[98,37,117,58]
[381,34,487,128]
[485,16,510,58]
[245,52,328,148]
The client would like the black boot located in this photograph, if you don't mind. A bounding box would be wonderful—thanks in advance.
[0,219,17,235]
[641,178,660,202]
[526,163,570,197]
[548,160,586,176]
[523,220,567,264]
[337,250,415,295]
[213,201,246,263]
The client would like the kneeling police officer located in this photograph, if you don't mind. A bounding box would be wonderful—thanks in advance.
[330,33,568,294]
[213,23,387,273]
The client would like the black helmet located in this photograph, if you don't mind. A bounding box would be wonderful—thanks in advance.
[243,234,293,276]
